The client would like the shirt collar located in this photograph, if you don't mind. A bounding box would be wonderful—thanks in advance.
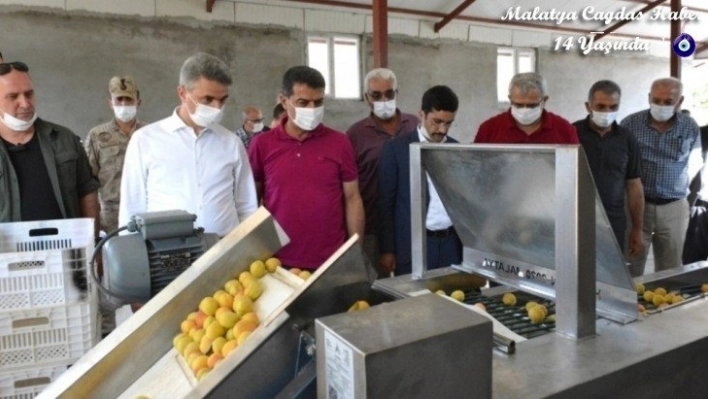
[165,107,216,135]
[417,125,430,142]
[416,124,452,143]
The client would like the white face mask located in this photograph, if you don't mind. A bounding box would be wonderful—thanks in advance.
[372,99,396,120]
[590,111,617,128]
[113,105,137,123]
[188,94,223,128]
[0,108,37,132]
[251,122,264,133]
[511,105,542,126]
[650,104,676,122]
[290,103,324,131]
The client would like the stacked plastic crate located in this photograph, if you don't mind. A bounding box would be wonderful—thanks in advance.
[0,219,98,399]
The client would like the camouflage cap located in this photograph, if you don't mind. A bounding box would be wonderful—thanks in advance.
[108,75,138,100]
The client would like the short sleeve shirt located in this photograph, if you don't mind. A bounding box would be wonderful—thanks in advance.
[248,118,358,269]
[346,111,418,235]
[620,110,701,199]
[573,117,641,226]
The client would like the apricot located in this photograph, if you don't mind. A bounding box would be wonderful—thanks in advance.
[450,290,465,302]
[635,283,645,295]
[528,306,545,324]
[250,260,266,278]
[265,257,281,273]
[502,293,516,306]
[199,297,219,317]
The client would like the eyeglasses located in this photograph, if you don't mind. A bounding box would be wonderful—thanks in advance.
[367,89,397,101]
[0,62,29,76]
[510,100,543,109]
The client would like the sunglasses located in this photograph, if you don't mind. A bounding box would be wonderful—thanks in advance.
[367,89,397,101]
[0,62,29,76]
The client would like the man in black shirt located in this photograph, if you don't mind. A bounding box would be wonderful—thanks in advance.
[0,61,99,232]
[683,124,708,264]
[573,80,644,268]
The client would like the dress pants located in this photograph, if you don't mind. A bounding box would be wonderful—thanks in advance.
[628,199,689,276]
[396,231,462,276]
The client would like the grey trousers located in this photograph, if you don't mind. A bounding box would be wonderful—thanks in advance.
[628,199,689,276]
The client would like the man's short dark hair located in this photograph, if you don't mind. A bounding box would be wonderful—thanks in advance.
[421,85,458,114]
[588,80,621,102]
[273,103,285,119]
[281,66,325,97]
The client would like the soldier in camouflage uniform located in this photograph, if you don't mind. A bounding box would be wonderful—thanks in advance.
[84,76,146,337]
[84,75,146,234]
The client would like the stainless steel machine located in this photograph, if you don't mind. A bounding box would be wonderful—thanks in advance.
[316,294,492,398]
[38,208,374,398]
[374,143,708,398]
[37,143,708,398]
[39,207,496,399]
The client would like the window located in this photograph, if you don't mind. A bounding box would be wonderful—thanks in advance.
[307,35,361,99]
[497,47,536,102]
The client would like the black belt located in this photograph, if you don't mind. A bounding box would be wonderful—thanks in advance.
[645,197,681,205]
[426,226,455,238]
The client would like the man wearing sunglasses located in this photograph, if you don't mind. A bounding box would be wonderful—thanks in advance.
[347,68,418,277]
[474,72,578,144]
[235,105,268,149]
[0,61,100,233]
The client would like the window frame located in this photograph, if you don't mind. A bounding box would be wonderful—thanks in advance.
[496,47,537,104]
[306,33,362,100]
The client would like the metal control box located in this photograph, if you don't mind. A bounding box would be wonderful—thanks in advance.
[315,294,492,398]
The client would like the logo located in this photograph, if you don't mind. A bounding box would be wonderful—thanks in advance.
[672,33,696,57]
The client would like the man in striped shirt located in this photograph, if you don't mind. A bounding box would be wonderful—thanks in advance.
[620,77,702,275]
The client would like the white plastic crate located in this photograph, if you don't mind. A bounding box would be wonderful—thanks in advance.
[0,364,68,399]
[0,219,94,311]
[0,302,96,371]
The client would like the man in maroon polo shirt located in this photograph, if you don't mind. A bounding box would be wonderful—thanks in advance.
[474,72,578,144]
[346,68,418,277]
[248,66,365,270]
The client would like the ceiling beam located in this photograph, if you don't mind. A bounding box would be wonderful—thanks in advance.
[670,0,681,78]
[619,0,708,13]
[594,0,665,41]
[373,0,388,68]
[280,0,668,42]
[206,0,216,13]
[434,0,478,33]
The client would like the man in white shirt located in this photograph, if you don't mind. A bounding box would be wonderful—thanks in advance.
[378,85,461,275]
[119,52,257,236]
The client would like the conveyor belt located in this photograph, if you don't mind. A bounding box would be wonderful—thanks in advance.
[463,291,555,339]
[637,283,706,313]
